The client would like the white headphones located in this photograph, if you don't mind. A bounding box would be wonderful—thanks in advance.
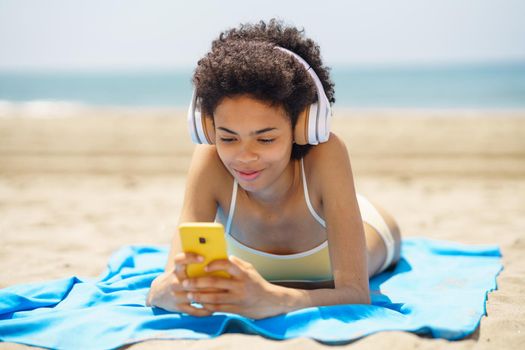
[187,46,332,146]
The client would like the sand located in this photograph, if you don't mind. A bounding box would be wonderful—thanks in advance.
[0,107,524,349]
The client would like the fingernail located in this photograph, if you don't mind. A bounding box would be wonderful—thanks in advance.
[182,280,189,287]
[197,256,205,262]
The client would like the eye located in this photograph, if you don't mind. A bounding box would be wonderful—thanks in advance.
[219,137,235,143]
[259,138,275,144]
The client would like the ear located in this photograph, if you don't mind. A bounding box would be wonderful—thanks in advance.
[202,114,216,144]
[293,108,309,145]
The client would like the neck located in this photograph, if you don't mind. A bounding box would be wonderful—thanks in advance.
[247,160,300,207]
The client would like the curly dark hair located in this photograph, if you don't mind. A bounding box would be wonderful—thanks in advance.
[192,19,335,159]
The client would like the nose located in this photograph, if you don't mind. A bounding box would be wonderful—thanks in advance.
[236,142,259,163]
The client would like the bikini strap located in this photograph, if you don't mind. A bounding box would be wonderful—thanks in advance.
[228,160,326,233]
[225,178,238,235]
[301,158,326,228]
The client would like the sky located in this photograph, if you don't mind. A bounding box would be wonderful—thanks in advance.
[0,0,524,71]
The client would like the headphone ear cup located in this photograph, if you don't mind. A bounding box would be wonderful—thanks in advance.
[294,108,309,145]
[307,102,319,145]
[187,92,214,145]
[187,92,201,144]
[275,47,332,145]
[202,114,216,144]
[316,99,331,143]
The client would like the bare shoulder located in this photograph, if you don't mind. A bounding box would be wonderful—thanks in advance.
[178,145,233,223]
[186,144,232,202]
[304,133,352,187]
[309,132,349,159]
[190,144,223,173]
[300,133,355,214]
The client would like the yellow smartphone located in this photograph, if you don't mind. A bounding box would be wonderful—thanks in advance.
[178,222,230,278]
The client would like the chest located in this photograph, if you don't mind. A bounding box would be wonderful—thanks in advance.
[218,184,326,255]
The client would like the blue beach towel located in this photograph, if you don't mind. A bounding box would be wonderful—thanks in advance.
[0,238,502,349]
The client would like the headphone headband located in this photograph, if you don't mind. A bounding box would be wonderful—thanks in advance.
[187,46,332,145]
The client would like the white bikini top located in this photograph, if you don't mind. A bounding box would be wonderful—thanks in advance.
[215,157,395,281]
[217,158,332,282]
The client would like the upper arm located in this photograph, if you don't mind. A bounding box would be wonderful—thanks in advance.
[179,144,223,223]
[309,133,369,296]
[165,144,224,271]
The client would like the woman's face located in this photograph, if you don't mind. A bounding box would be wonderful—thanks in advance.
[213,95,294,193]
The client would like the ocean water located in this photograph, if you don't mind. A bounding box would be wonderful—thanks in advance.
[0,62,524,110]
[332,63,525,109]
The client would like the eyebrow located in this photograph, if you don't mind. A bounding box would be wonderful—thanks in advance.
[217,127,277,136]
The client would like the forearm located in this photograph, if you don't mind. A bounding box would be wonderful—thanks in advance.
[272,284,371,314]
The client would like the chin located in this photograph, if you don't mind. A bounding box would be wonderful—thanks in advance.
[236,179,262,193]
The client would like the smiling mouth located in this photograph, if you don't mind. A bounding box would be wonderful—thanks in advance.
[238,169,259,175]
[234,169,262,181]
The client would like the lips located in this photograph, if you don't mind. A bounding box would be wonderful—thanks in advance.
[234,168,262,181]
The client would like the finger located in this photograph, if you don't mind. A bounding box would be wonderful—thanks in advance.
[175,303,213,317]
[173,264,188,281]
[206,258,244,278]
[173,290,193,303]
[183,286,227,293]
[187,291,238,305]
[228,255,250,268]
[173,289,227,303]
[183,276,240,292]
[176,280,226,293]
[173,252,204,280]
[173,252,205,265]
[201,303,235,314]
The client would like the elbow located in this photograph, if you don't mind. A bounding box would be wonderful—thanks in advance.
[351,288,371,305]
[360,293,371,305]
[339,286,370,305]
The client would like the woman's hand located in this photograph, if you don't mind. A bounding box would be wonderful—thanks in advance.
[146,252,224,317]
[182,255,286,319]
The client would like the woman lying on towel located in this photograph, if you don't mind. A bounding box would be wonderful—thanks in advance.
[147,19,402,319]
